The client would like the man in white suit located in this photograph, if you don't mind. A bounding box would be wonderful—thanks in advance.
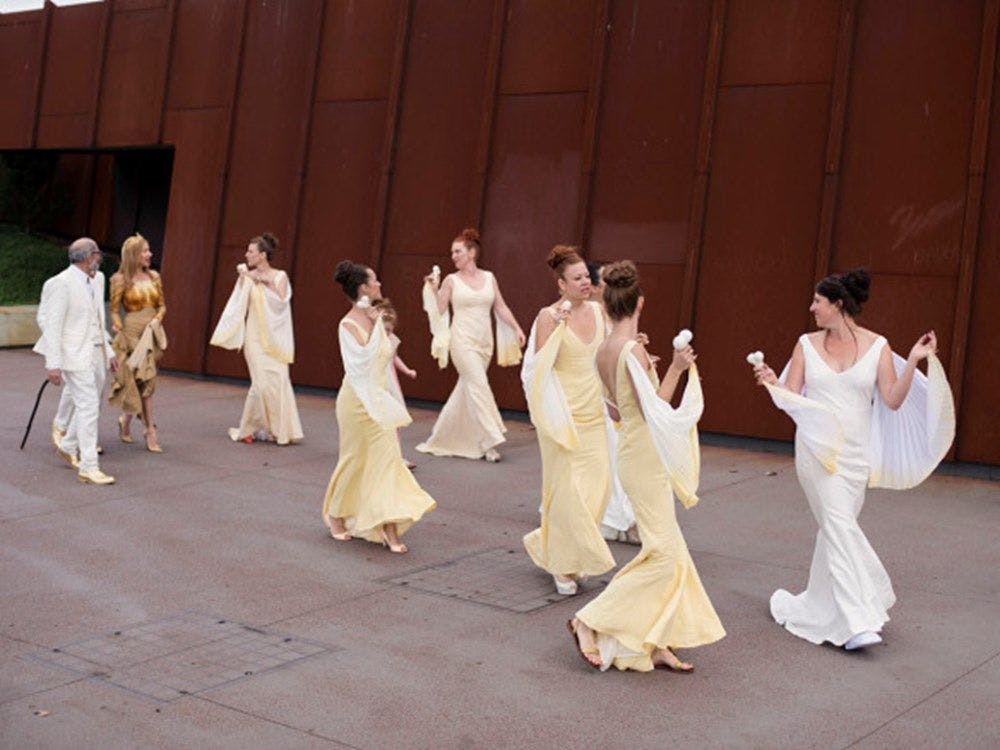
[34,238,118,485]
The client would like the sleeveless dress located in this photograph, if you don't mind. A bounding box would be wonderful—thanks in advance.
[417,271,506,458]
[769,334,895,644]
[575,342,725,671]
[323,318,436,543]
[108,273,166,415]
[523,302,615,578]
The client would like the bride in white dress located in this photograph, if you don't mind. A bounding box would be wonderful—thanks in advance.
[752,269,954,650]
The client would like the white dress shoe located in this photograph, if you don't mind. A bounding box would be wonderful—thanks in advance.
[78,469,115,485]
[844,631,882,650]
[553,576,578,596]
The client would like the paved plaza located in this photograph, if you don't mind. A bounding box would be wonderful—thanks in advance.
[0,348,997,749]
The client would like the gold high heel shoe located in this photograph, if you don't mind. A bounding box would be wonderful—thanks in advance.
[144,427,162,453]
[118,415,133,444]
[379,528,407,554]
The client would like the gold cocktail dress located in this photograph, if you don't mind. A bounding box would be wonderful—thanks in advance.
[109,272,165,415]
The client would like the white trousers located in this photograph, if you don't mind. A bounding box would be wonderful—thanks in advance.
[58,346,106,473]
[53,383,74,432]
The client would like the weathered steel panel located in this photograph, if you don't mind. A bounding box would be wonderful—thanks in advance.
[832,0,980,277]
[159,108,230,372]
[588,0,712,264]
[0,16,43,148]
[217,0,324,248]
[96,6,173,145]
[958,46,1000,464]
[721,0,840,86]
[293,100,388,388]
[498,0,595,95]
[166,0,243,111]
[695,84,831,439]
[315,0,402,102]
[382,0,493,256]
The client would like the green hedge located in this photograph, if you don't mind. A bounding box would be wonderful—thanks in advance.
[0,225,116,305]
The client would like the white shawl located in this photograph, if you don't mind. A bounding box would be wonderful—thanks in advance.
[767,352,954,489]
[340,316,411,430]
[520,316,577,450]
[210,266,295,364]
[624,344,703,509]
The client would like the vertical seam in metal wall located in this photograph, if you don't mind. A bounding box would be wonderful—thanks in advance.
[285,0,327,284]
[199,0,252,374]
[370,0,414,276]
[470,0,508,230]
[156,0,180,145]
[30,2,52,147]
[679,0,726,327]
[951,0,999,460]
[575,0,612,248]
[89,0,114,147]
[811,0,858,296]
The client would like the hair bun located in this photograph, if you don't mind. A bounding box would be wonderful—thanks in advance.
[841,268,870,304]
[262,232,279,249]
[333,260,353,284]
[460,228,480,244]
[603,260,638,289]
[546,244,581,271]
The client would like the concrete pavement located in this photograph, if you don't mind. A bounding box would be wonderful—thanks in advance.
[0,348,997,749]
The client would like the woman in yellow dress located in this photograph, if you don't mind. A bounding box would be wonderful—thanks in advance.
[418,228,525,462]
[210,233,303,445]
[323,261,436,553]
[108,233,166,452]
[522,246,615,595]
[569,261,725,672]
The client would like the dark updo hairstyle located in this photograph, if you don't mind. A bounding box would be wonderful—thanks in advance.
[546,244,583,278]
[816,268,871,317]
[454,227,482,262]
[602,260,641,321]
[585,260,604,287]
[333,260,370,301]
[251,232,279,260]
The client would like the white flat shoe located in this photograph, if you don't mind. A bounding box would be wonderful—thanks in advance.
[484,448,501,463]
[844,631,882,650]
[553,575,578,596]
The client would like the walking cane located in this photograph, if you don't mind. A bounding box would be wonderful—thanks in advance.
[19,379,50,450]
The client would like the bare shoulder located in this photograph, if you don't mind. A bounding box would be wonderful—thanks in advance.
[148,269,162,281]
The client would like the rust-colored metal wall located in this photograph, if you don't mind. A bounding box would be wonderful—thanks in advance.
[2,0,997,465]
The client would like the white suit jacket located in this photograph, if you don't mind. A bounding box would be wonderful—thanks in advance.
[33,266,113,371]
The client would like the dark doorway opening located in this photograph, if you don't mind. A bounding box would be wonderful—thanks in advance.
[0,146,174,268]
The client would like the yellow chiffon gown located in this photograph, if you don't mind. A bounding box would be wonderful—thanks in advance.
[523,306,615,578]
[323,319,436,543]
[576,343,725,671]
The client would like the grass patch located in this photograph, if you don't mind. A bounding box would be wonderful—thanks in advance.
[0,224,116,305]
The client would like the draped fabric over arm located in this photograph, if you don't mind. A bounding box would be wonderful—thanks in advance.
[495,312,522,366]
[209,272,251,352]
[340,317,411,430]
[623,348,703,508]
[765,363,843,475]
[868,352,954,489]
[421,280,450,369]
[520,318,578,450]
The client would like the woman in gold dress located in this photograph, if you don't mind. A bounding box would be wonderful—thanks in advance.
[522,246,615,595]
[209,233,303,445]
[569,261,725,672]
[109,233,166,452]
[323,261,436,553]
[418,228,525,462]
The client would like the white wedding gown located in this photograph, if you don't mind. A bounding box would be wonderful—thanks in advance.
[765,334,954,645]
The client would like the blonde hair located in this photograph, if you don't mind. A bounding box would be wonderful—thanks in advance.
[117,233,149,287]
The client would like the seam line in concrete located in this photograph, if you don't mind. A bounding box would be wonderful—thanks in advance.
[196,694,361,749]
[841,648,1000,748]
